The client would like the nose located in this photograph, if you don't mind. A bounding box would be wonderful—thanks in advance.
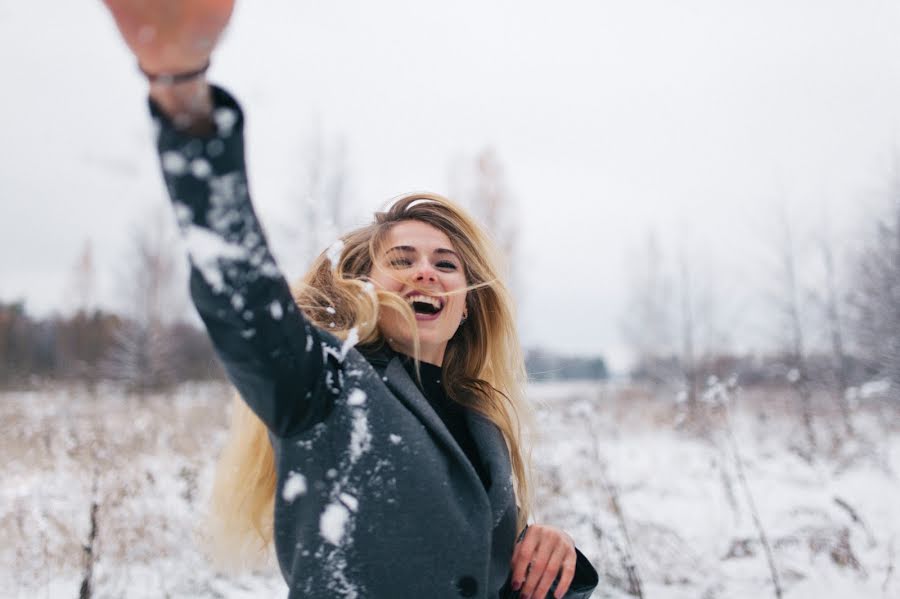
[413,259,438,283]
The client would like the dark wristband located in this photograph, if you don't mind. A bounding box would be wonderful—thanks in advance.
[139,60,210,85]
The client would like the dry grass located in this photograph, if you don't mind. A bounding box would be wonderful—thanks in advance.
[1,382,267,598]
[3,380,898,598]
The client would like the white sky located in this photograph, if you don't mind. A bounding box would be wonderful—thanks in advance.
[2,0,900,371]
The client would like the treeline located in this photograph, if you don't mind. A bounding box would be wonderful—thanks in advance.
[0,299,611,388]
[623,195,900,396]
[621,185,900,453]
[0,301,222,390]
[525,349,608,381]
[629,352,871,390]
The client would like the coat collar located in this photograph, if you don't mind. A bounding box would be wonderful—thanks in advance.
[380,356,514,528]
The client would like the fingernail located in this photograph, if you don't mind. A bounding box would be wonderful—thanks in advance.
[512,580,521,591]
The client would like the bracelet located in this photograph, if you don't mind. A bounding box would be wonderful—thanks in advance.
[139,60,210,85]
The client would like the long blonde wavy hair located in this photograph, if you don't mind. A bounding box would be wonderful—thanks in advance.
[207,192,535,566]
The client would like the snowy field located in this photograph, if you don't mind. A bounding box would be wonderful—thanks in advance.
[3,382,898,598]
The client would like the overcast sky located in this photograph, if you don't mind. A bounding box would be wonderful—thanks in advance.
[2,1,900,370]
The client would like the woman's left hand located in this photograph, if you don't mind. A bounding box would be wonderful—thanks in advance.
[509,524,577,599]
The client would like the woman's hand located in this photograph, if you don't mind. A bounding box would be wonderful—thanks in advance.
[510,524,577,599]
[102,0,235,74]
[102,0,235,131]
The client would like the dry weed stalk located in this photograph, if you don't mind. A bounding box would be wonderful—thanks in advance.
[584,410,644,598]
[883,536,896,594]
[78,473,99,599]
[833,496,876,548]
[704,379,784,599]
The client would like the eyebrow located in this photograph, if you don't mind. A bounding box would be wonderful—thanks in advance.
[387,245,460,259]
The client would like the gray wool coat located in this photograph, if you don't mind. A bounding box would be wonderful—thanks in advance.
[152,86,595,599]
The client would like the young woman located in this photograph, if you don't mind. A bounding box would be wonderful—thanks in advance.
[103,1,598,597]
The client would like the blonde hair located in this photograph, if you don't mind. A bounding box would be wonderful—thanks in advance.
[207,192,534,566]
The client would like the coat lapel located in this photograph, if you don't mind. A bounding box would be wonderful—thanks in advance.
[465,409,515,528]
[381,357,514,528]
[382,358,482,486]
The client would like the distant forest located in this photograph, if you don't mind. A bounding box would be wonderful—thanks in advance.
[0,301,610,390]
[0,301,222,390]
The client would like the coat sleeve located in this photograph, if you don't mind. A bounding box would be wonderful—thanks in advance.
[558,546,600,599]
[150,85,334,438]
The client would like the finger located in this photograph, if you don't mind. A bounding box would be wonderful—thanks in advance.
[509,527,527,565]
[519,537,558,599]
[510,528,538,589]
[532,544,568,599]
[552,547,578,599]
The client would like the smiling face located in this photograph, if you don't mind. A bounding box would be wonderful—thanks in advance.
[368,220,468,365]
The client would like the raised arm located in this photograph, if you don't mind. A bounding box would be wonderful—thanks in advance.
[103,0,335,437]
[103,0,230,132]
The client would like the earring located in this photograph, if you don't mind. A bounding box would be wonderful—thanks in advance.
[460,312,468,325]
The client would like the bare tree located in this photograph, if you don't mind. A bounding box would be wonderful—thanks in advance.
[66,239,96,315]
[449,147,520,294]
[102,209,183,392]
[62,239,103,384]
[815,216,854,437]
[621,230,676,383]
[623,229,730,429]
[675,240,733,429]
[770,202,817,457]
[278,128,355,279]
[677,244,700,419]
[848,177,900,388]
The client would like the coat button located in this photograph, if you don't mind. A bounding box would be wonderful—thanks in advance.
[456,575,478,597]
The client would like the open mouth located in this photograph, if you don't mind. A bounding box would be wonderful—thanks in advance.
[406,293,444,316]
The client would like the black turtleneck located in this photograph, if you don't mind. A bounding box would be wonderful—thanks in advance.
[399,356,492,490]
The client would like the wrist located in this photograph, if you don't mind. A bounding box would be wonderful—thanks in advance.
[140,59,210,86]
[149,76,214,135]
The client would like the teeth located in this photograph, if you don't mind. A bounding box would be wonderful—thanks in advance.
[406,294,443,310]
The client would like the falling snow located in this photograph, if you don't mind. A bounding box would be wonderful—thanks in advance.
[161,150,188,175]
[172,202,193,229]
[282,471,308,502]
[339,493,359,512]
[206,138,225,157]
[319,502,350,545]
[326,240,344,269]
[190,158,212,179]
[347,389,367,406]
[348,409,372,464]
[270,300,283,320]
[213,107,238,136]
[183,225,250,293]
[340,327,359,361]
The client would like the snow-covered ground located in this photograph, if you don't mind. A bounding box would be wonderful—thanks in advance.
[3,382,898,598]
